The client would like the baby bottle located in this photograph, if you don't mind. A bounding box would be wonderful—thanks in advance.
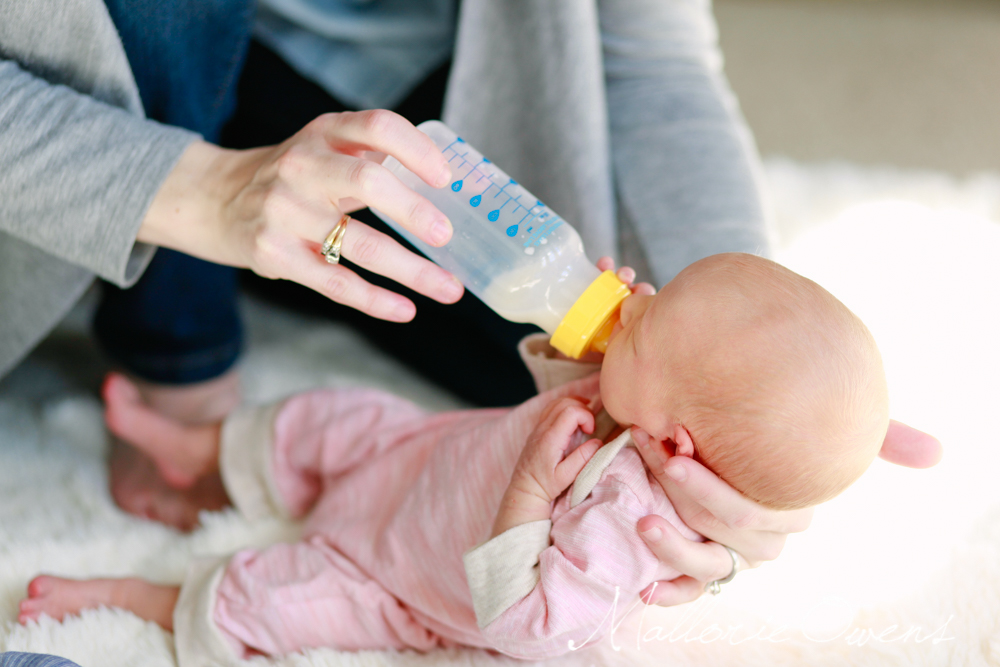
[371,121,630,359]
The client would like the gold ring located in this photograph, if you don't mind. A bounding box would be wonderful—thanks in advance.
[321,214,350,265]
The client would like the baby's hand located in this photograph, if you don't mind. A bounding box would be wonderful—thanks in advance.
[491,397,603,538]
[595,256,656,296]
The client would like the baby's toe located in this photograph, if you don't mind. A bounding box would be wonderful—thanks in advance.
[18,597,45,624]
[27,575,57,598]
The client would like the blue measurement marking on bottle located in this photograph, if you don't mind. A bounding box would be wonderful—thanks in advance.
[464,159,487,180]
[503,195,528,235]
[438,138,562,251]
[493,178,515,199]
[511,202,548,239]
[524,217,563,248]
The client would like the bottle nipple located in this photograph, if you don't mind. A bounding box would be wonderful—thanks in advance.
[550,271,631,359]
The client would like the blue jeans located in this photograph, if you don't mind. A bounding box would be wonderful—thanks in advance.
[0,653,81,667]
[93,0,254,384]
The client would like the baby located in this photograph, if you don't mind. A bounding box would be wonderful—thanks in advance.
[19,253,889,663]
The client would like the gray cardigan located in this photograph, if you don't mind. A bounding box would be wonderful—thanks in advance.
[0,0,768,380]
[0,0,197,378]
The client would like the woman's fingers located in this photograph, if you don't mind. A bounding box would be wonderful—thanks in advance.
[879,419,943,468]
[639,576,705,608]
[634,433,810,566]
[312,110,452,190]
[635,431,811,537]
[274,201,463,306]
[149,115,464,320]
[662,455,814,536]
[279,149,453,248]
[335,218,463,303]
[637,516,746,583]
[277,245,419,321]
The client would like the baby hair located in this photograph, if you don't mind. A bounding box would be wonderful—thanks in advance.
[664,254,889,510]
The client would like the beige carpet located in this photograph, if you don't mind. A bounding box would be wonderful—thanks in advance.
[2,159,1000,666]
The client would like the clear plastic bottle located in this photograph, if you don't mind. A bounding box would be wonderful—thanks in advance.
[371,120,629,358]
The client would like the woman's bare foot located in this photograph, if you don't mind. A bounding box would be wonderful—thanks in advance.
[108,439,231,531]
[104,373,223,489]
[105,370,239,529]
[19,575,180,630]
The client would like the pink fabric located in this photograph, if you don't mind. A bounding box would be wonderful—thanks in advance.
[213,376,699,659]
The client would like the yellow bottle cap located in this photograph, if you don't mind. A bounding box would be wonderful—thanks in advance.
[551,270,631,359]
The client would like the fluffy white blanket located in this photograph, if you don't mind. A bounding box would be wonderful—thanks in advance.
[2,160,999,667]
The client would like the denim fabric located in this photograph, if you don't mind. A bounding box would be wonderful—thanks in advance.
[102,0,255,144]
[0,653,82,667]
[93,0,253,384]
[94,248,244,383]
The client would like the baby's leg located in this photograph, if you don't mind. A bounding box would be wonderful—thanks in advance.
[18,575,179,630]
[104,373,221,489]
[268,389,428,518]
[212,541,439,655]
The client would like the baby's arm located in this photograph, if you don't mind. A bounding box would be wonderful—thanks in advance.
[467,444,679,659]
[491,397,603,538]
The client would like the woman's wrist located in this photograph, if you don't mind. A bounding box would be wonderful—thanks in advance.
[137,140,259,266]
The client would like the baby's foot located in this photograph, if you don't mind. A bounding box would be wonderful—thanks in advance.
[19,575,179,630]
[19,576,123,624]
[103,373,220,489]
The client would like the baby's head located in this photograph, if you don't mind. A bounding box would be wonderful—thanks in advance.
[601,253,889,510]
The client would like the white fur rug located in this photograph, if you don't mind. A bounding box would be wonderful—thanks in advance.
[2,159,1000,666]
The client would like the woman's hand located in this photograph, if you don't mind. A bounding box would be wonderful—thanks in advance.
[138,110,464,322]
[631,419,942,606]
[630,428,812,605]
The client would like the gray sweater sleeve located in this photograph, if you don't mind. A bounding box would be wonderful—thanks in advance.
[0,58,198,287]
[600,0,771,286]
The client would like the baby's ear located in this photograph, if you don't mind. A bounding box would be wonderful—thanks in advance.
[673,424,695,458]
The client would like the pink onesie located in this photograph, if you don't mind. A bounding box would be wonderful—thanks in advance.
[172,344,701,667]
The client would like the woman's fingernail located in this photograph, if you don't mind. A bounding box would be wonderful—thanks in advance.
[444,276,464,301]
[666,462,687,483]
[437,165,452,187]
[640,527,663,542]
[394,301,416,322]
[431,220,452,246]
